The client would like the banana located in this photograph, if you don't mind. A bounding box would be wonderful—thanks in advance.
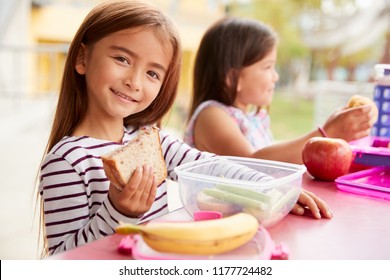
[116,213,259,255]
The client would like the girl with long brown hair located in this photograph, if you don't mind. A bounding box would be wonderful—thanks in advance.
[38,0,212,256]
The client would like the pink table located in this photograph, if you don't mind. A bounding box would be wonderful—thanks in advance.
[48,174,390,260]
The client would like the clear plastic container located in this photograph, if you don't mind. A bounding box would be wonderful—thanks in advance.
[174,156,306,227]
[372,64,390,137]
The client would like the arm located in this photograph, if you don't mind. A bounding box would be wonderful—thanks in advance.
[193,105,318,164]
[259,104,375,164]
[159,129,214,181]
[322,104,374,141]
[193,104,374,164]
[160,129,273,184]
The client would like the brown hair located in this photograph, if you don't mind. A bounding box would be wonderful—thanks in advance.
[47,0,181,153]
[189,16,277,118]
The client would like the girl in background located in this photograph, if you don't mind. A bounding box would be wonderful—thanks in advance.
[185,17,375,164]
[184,17,376,222]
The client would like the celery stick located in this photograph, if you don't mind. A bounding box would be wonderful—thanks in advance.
[270,187,300,215]
[265,188,284,204]
[216,184,273,204]
[203,188,269,211]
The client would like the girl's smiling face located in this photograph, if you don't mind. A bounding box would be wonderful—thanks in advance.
[234,46,279,111]
[75,27,171,122]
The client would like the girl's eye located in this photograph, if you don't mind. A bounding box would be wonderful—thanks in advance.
[147,71,160,80]
[115,56,130,65]
[265,65,275,71]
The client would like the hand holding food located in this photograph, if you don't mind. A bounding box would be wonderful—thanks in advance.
[347,94,378,123]
[101,127,167,191]
[321,95,378,141]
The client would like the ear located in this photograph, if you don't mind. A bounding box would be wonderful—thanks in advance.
[226,69,241,92]
[236,74,242,92]
[75,43,87,75]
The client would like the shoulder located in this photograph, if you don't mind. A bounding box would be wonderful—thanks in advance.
[196,103,239,128]
[189,100,228,120]
[46,136,120,175]
[194,103,243,147]
[50,136,117,157]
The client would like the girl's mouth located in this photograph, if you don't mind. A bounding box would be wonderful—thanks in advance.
[112,89,137,102]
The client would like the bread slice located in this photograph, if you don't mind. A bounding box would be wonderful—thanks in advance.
[347,95,379,123]
[101,127,167,191]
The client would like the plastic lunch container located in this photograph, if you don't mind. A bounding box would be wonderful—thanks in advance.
[336,136,390,199]
[174,156,306,228]
[372,64,390,137]
[335,167,390,200]
[350,136,390,166]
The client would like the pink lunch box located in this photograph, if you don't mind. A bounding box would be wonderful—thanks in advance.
[336,166,390,200]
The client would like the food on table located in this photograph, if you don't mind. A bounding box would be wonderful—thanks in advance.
[196,184,298,225]
[302,136,353,181]
[116,213,259,255]
[196,191,240,216]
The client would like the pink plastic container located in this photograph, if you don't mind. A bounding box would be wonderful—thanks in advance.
[335,167,390,200]
[350,136,390,166]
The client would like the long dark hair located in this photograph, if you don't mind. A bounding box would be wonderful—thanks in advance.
[189,16,277,118]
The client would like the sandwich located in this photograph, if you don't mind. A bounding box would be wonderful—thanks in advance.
[101,126,167,191]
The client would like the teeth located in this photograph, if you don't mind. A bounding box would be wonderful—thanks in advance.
[113,90,134,101]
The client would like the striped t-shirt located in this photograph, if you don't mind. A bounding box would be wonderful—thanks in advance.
[39,125,271,255]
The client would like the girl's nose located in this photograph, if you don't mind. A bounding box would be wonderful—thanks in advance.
[126,71,141,92]
[274,69,280,82]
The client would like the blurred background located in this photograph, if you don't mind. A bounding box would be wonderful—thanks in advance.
[0,0,389,259]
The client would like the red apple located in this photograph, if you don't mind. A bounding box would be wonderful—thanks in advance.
[302,137,353,181]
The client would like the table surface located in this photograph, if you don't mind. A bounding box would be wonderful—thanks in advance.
[49,174,390,260]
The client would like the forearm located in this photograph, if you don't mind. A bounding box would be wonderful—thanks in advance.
[45,196,139,255]
[253,129,322,164]
[160,129,215,181]
[45,199,114,255]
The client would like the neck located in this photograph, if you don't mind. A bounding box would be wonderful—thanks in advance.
[233,101,248,112]
[72,115,124,143]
